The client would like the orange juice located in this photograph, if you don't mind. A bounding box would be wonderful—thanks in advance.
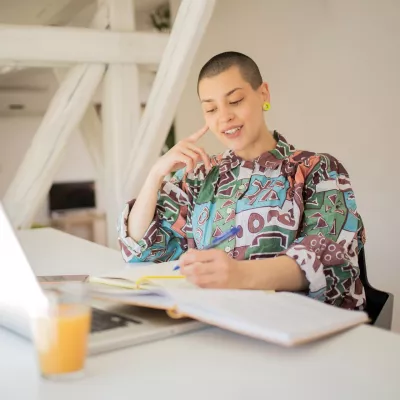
[37,304,91,376]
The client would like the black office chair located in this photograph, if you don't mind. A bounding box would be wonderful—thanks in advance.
[358,247,394,330]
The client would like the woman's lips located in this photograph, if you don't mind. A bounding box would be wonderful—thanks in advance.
[223,125,243,139]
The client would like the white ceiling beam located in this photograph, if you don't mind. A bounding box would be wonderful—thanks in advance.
[0,23,169,65]
[0,61,77,73]
[102,0,142,248]
[3,63,106,229]
[0,1,109,75]
[123,0,216,196]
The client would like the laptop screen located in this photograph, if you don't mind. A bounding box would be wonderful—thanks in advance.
[0,202,48,336]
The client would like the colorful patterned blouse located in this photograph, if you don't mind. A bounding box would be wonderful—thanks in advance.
[118,131,366,310]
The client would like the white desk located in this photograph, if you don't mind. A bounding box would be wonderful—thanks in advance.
[1,228,400,400]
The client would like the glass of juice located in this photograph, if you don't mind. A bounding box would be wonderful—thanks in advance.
[32,282,92,380]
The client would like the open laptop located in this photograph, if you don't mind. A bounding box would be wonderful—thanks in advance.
[0,203,205,355]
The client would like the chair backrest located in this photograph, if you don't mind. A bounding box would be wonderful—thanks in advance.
[358,247,392,327]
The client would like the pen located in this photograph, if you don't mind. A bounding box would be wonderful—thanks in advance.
[173,226,240,271]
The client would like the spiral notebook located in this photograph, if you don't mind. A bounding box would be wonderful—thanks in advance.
[88,261,369,347]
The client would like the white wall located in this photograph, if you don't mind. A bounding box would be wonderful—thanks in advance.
[0,117,98,225]
[172,0,400,331]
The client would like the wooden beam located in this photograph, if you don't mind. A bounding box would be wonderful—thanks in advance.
[0,24,169,65]
[102,0,141,248]
[123,0,216,196]
[3,63,106,229]
[0,61,77,72]
[0,3,109,75]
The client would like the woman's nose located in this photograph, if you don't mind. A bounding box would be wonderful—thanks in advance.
[218,106,234,124]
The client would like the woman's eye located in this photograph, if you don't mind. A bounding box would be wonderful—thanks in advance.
[206,108,216,113]
[230,98,244,105]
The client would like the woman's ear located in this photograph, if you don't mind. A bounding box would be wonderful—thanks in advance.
[259,82,271,103]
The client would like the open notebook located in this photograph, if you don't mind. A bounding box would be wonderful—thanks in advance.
[88,261,369,347]
[88,261,192,293]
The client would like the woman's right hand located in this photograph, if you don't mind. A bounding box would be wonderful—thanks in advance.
[151,125,212,179]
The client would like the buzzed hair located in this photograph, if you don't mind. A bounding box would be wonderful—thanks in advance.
[197,51,263,93]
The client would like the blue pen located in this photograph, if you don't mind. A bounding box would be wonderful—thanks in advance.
[173,226,240,271]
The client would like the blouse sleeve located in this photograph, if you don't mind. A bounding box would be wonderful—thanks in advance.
[117,166,207,263]
[279,154,366,310]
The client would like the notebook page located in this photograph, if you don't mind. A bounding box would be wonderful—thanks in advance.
[141,278,197,290]
[89,261,185,290]
[94,261,179,281]
[166,289,368,346]
[89,262,196,295]
[92,291,177,311]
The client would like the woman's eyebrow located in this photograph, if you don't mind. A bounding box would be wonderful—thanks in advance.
[201,87,243,103]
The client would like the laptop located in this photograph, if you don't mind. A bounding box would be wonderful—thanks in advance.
[0,203,205,355]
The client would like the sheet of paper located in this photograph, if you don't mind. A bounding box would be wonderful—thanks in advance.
[166,289,368,346]
[88,281,156,295]
[95,260,179,281]
[142,277,197,290]
[92,291,177,311]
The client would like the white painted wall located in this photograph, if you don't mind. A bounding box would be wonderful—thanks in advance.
[0,117,98,225]
[172,0,400,331]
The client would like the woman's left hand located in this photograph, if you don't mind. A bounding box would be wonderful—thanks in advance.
[179,249,245,289]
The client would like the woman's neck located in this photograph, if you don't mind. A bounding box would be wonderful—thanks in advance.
[235,125,277,161]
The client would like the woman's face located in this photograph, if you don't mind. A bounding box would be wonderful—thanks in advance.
[198,66,270,156]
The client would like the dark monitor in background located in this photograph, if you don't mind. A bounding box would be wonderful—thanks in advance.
[49,181,96,213]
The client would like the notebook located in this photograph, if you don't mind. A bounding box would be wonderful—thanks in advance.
[88,261,193,293]
[88,262,369,347]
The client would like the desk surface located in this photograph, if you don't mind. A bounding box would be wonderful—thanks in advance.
[1,228,400,400]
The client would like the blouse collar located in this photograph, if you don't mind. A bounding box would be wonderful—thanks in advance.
[218,131,296,172]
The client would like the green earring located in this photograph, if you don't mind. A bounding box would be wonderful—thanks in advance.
[263,102,271,111]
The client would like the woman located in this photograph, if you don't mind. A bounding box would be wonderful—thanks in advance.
[117,51,366,310]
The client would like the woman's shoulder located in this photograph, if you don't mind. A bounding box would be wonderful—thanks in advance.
[288,148,349,176]
[274,132,348,175]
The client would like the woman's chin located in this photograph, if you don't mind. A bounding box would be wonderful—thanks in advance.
[217,134,249,154]
[225,140,248,154]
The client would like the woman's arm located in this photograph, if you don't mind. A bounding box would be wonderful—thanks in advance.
[179,249,308,291]
[118,126,211,263]
[238,256,309,291]
[277,154,366,309]
[128,126,211,241]
[127,168,164,242]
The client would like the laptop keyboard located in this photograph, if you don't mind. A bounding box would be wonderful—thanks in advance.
[90,308,142,333]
